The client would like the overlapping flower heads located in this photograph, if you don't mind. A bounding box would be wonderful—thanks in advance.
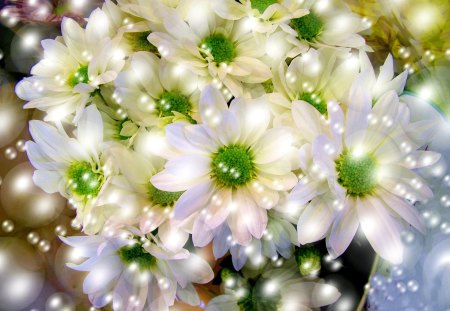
[16,0,447,310]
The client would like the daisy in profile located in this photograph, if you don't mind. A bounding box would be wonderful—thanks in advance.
[210,0,308,34]
[280,0,370,55]
[207,258,340,311]
[15,8,125,122]
[114,52,201,127]
[289,72,441,263]
[148,1,272,96]
[62,226,214,310]
[151,85,297,246]
[26,105,117,233]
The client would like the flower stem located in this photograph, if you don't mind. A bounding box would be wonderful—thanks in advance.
[355,254,380,311]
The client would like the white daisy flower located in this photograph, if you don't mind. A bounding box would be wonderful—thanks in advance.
[61,227,214,311]
[279,0,370,55]
[151,86,297,246]
[148,1,272,96]
[209,213,298,270]
[114,52,201,127]
[207,259,340,311]
[15,8,126,122]
[211,0,308,34]
[108,145,191,252]
[268,48,359,118]
[289,72,441,264]
[26,105,117,233]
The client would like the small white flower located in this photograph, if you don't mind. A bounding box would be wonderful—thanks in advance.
[62,227,213,311]
[151,85,297,246]
[114,52,201,127]
[280,0,370,56]
[148,1,272,96]
[26,105,116,233]
[16,9,125,122]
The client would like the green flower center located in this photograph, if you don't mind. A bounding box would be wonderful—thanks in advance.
[200,34,236,64]
[335,150,378,197]
[117,242,156,270]
[299,92,327,116]
[124,31,158,53]
[147,182,183,207]
[262,80,274,93]
[66,161,104,197]
[250,0,279,14]
[157,91,192,118]
[211,145,255,188]
[290,11,324,42]
[67,65,89,88]
[295,246,321,276]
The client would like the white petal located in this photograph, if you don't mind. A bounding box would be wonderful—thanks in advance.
[230,97,270,146]
[164,154,211,180]
[151,170,208,192]
[77,105,103,153]
[158,221,189,252]
[401,151,441,169]
[33,170,62,194]
[327,200,359,258]
[292,100,324,143]
[297,198,333,244]
[233,57,272,83]
[211,0,246,20]
[83,256,122,294]
[289,180,326,207]
[173,182,213,220]
[167,253,213,287]
[199,85,228,128]
[253,128,293,164]
[283,282,341,308]
[357,196,404,264]
[345,72,372,148]
[216,111,241,145]
[378,189,425,233]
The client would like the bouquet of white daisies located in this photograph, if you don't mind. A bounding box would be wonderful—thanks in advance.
[15,0,447,310]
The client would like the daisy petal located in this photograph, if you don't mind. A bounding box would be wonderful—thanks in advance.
[297,198,333,244]
[358,196,404,264]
